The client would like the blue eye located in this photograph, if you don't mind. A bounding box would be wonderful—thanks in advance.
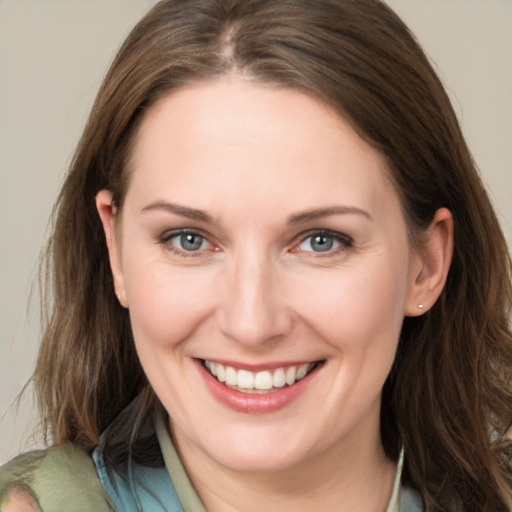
[167,232,210,252]
[297,231,351,253]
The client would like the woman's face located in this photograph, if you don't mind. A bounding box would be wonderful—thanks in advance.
[99,80,427,473]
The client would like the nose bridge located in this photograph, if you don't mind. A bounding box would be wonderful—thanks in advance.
[218,243,291,346]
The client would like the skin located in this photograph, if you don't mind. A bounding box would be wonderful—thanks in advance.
[97,79,453,511]
[1,488,40,512]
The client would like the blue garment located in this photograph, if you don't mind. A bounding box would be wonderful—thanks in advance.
[401,487,423,511]
[92,447,183,512]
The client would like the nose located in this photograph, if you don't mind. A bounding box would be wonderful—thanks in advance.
[217,247,293,348]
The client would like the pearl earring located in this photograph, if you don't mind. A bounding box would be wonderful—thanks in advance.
[418,304,424,309]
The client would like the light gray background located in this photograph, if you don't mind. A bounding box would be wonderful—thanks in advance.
[1,0,511,463]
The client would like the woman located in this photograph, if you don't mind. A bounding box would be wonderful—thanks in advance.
[1,0,511,510]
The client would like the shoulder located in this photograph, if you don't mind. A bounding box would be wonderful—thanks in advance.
[0,444,115,512]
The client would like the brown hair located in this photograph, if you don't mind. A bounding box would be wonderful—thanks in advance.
[34,0,512,509]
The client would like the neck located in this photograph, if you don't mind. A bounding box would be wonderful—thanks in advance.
[171,420,397,512]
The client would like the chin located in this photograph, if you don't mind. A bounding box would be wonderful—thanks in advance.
[196,426,319,474]
[211,447,306,474]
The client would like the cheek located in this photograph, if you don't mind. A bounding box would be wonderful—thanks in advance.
[122,256,217,349]
[291,258,409,353]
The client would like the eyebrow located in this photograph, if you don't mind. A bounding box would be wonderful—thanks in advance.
[141,201,371,225]
[287,206,372,224]
[141,201,213,223]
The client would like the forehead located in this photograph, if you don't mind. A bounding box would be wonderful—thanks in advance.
[125,79,400,221]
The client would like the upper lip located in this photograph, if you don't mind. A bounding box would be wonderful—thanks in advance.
[198,358,323,372]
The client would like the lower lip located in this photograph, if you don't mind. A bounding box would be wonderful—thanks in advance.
[195,359,321,414]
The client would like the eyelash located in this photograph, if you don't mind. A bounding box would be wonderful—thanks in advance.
[293,229,353,256]
[159,229,215,258]
[158,228,353,257]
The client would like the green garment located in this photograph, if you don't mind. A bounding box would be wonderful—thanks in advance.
[0,443,114,511]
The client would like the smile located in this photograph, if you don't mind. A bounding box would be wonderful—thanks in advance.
[203,360,318,394]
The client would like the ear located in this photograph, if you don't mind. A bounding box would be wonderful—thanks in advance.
[405,207,453,316]
[96,189,128,308]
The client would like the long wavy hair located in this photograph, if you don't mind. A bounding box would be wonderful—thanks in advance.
[34,0,512,509]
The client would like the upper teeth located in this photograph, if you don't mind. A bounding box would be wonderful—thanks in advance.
[204,361,314,391]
